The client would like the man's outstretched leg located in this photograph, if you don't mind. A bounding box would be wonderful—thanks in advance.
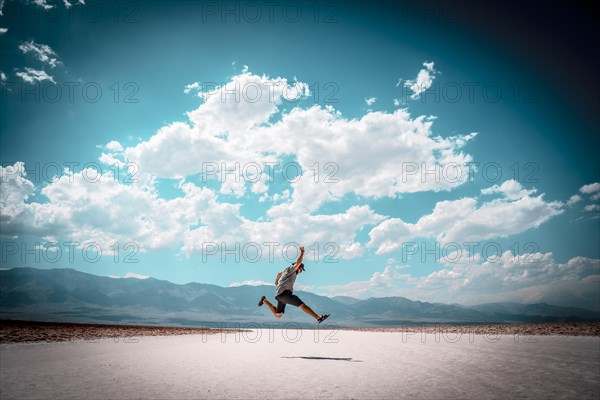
[299,303,320,320]
[300,303,330,323]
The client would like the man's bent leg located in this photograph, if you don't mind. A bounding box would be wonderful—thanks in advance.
[263,299,283,318]
[300,304,320,321]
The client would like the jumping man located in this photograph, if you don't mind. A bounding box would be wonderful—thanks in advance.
[258,245,330,323]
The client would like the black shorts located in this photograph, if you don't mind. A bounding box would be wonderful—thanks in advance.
[275,290,304,314]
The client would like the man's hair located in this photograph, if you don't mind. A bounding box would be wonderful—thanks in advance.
[291,263,305,273]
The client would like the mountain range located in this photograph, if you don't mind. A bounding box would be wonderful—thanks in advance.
[1,267,598,327]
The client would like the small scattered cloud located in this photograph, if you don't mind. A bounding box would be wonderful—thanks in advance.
[228,280,273,287]
[104,140,124,152]
[365,97,376,106]
[184,81,201,94]
[580,182,600,201]
[580,182,600,194]
[574,182,600,218]
[0,28,7,34]
[481,179,535,200]
[60,0,86,8]
[15,68,56,84]
[0,71,6,82]
[18,41,61,68]
[109,272,150,280]
[422,61,435,71]
[403,61,439,100]
[567,194,582,206]
[33,0,54,10]
[63,0,84,8]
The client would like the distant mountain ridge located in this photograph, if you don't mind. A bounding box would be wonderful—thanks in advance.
[1,267,598,327]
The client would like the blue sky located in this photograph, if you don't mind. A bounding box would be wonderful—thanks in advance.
[1,0,599,310]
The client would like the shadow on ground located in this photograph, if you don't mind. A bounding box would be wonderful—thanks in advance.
[282,356,363,362]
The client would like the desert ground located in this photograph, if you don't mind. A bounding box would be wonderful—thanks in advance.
[1,320,599,399]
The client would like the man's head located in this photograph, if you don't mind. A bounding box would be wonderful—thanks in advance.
[296,263,305,274]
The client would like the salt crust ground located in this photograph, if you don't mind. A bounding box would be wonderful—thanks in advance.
[1,329,599,399]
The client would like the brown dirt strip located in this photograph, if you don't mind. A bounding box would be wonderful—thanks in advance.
[338,322,600,336]
[0,320,248,343]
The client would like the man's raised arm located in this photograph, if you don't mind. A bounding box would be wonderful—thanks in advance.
[293,245,305,272]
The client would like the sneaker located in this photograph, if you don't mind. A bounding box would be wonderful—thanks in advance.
[258,296,266,306]
[317,314,330,323]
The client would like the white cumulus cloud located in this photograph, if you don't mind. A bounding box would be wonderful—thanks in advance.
[0,160,384,262]
[117,69,476,214]
[0,162,219,251]
[316,252,600,310]
[368,180,564,253]
[1,67,482,262]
